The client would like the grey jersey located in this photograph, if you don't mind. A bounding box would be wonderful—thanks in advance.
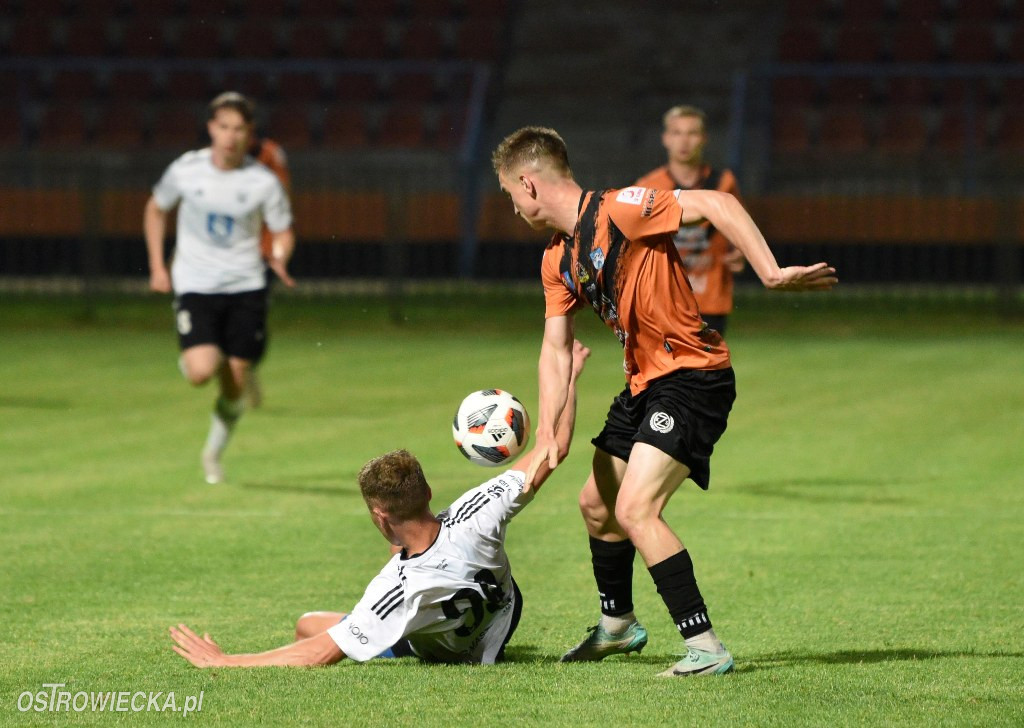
[152,148,292,294]
[328,470,533,664]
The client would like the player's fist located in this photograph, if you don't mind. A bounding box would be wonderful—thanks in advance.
[149,267,172,293]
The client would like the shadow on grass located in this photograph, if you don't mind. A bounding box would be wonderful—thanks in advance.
[733,648,1024,674]
[0,396,71,410]
[240,481,354,497]
[729,476,915,505]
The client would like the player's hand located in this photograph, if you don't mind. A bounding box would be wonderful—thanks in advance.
[767,262,837,291]
[149,268,172,293]
[268,255,296,288]
[170,624,231,668]
[570,340,591,382]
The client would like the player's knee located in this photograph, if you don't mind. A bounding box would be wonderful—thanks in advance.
[184,366,215,386]
[295,613,319,640]
[578,487,609,526]
[613,496,654,536]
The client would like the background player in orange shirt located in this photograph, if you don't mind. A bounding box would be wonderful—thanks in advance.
[492,126,836,677]
[246,131,292,407]
[635,105,745,335]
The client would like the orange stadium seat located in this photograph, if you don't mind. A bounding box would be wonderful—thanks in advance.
[950,0,1006,21]
[932,110,988,153]
[409,0,458,20]
[832,26,884,62]
[274,71,325,101]
[62,19,115,56]
[772,77,818,105]
[399,20,447,59]
[342,20,392,59]
[389,71,440,104]
[265,107,313,149]
[105,69,158,101]
[36,103,90,147]
[221,71,270,100]
[875,107,930,155]
[454,18,501,60]
[837,0,890,23]
[817,105,872,153]
[241,0,292,17]
[150,105,203,148]
[232,19,282,57]
[377,105,428,147]
[28,0,71,18]
[50,69,101,100]
[896,0,946,22]
[434,107,465,149]
[883,75,934,105]
[887,23,940,62]
[165,70,211,101]
[783,0,831,21]
[175,19,226,57]
[349,0,402,20]
[118,16,171,57]
[92,102,147,148]
[776,24,824,62]
[8,18,58,56]
[283,20,337,57]
[993,112,1024,153]
[321,105,370,148]
[0,114,25,148]
[948,24,999,63]
[464,0,509,21]
[771,109,814,155]
[823,76,877,105]
[292,0,345,17]
[330,71,381,102]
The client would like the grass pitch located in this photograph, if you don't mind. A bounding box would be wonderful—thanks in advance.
[1,291,1022,727]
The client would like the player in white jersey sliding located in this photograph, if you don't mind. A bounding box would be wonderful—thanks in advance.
[169,341,589,668]
[144,92,295,485]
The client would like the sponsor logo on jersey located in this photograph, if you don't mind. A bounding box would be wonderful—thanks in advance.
[615,186,646,205]
[641,189,657,218]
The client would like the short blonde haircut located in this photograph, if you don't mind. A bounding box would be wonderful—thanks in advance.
[662,105,706,133]
[491,126,573,178]
[357,449,431,521]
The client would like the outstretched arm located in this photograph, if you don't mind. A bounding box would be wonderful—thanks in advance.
[675,190,837,291]
[522,339,590,494]
[531,315,575,471]
[170,624,345,668]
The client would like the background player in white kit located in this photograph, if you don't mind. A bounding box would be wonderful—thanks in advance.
[169,342,589,668]
[144,92,295,485]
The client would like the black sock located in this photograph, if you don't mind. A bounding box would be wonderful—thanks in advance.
[648,549,712,639]
[589,536,636,617]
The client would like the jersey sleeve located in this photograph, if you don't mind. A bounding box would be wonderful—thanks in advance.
[327,565,409,662]
[151,158,183,211]
[438,470,534,537]
[541,245,578,319]
[261,175,293,233]
[605,187,682,241]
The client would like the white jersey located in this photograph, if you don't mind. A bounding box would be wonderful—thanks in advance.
[152,148,292,295]
[328,469,533,664]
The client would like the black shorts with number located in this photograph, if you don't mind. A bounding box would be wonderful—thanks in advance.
[591,367,736,490]
[173,288,269,363]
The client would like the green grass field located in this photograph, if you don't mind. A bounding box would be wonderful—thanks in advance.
[1,292,1022,727]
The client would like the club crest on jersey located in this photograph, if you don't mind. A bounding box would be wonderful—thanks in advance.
[615,186,646,205]
[649,412,675,433]
[206,213,235,243]
[575,261,590,284]
[590,248,605,270]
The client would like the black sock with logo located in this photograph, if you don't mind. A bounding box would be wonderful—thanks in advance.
[648,549,713,638]
[589,536,636,617]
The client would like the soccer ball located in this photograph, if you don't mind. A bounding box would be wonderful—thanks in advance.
[452,389,530,467]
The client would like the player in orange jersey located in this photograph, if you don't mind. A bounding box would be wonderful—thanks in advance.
[635,105,745,335]
[492,126,836,677]
[245,131,292,407]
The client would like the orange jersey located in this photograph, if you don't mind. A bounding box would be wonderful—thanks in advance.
[542,188,731,395]
[634,165,740,315]
[251,137,291,259]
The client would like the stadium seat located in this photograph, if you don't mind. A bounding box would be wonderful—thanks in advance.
[399,20,448,59]
[92,102,147,148]
[139,0,186,17]
[947,24,999,62]
[220,71,270,100]
[321,105,370,148]
[992,112,1024,152]
[282,20,337,57]
[883,75,934,105]
[823,76,878,105]
[434,107,465,149]
[1002,24,1024,61]
[150,104,204,148]
[240,0,292,18]
[118,16,171,57]
[932,110,987,153]
[771,109,814,155]
[776,23,824,62]
[265,106,313,149]
[231,19,282,57]
[350,0,403,19]
[832,26,884,62]
[164,70,211,101]
[36,103,91,147]
[62,19,115,56]
[330,71,382,103]
[454,18,501,60]
[28,0,72,18]
[875,107,930,155]
[887,23,940,62]
[388,71,440,104]
[771,76,819,106]
[836,0,890,23]
[341,20,392,59]
[8,18,59,56]
[175,19,226,57]
[291,0,343,17]
[0,113,25,148]
[817,105,872,153]
[376,105,427,147]
[896,0,946,22]
[949,0,1005,21]
[273,71,325,101]
[50,69,101,101]
[464,0,509,21]
[408,0,458,20]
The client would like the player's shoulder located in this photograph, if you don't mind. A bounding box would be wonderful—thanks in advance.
[170,147,211,170]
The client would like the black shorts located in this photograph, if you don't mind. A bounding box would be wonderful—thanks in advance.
[591,367,736,490]
[173,288,268,363]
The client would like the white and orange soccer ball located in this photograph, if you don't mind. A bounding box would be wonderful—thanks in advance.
[452,389,530,467]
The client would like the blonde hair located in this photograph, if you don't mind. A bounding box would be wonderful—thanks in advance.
[357,450,431,521]
[662,105,706,133]
[491,126,573,178]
